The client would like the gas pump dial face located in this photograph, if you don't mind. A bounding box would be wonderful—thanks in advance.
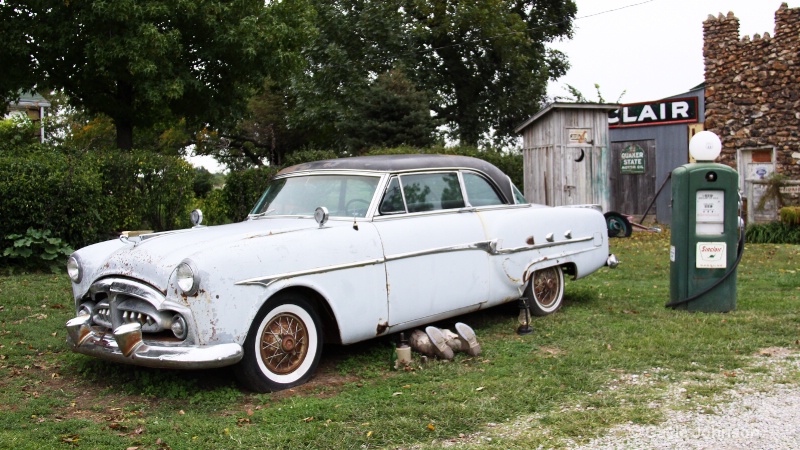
[696,190,724,235]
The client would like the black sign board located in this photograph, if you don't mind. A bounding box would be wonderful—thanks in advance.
[609,97,698,128]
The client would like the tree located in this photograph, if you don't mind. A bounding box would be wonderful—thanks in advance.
[8,0,313,150]
[400,0,576,146]
[340,70,441,152]
[289,0,576,148]
[0,2,37,112]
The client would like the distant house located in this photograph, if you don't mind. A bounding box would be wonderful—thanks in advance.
[5,91,51,143]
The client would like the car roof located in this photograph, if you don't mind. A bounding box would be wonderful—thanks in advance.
[278,154,515,204]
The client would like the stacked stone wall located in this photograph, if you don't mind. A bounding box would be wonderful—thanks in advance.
[704,3,800,177]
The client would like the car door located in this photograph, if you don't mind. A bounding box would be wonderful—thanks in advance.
[373,172,491,327]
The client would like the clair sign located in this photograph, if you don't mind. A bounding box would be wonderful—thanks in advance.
[608,98,698,128]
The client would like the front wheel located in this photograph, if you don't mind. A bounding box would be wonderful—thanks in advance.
[525,266,565,316]
[234,294,322,392]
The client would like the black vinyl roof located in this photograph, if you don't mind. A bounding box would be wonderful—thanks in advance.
[279,154,515,204]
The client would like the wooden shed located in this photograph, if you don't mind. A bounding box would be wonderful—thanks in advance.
[515,103,619,211]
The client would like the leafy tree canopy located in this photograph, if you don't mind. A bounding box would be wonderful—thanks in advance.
[293,0,577,148]
[7,0,314,150]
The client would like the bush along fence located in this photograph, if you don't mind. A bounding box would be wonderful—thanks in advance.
[1,144,523,269]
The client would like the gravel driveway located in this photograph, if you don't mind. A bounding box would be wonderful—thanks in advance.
[569,348,800,449]
[439,348,799,449]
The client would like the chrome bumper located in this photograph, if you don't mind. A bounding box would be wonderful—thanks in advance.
[65,315,243,369]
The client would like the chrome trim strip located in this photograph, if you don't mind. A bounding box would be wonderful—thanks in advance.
[235,235,595,288]
[384,241,498,261]
[236,259,386,287]
[495,236,593,255]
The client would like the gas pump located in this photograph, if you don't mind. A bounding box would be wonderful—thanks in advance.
[667,131,744,312]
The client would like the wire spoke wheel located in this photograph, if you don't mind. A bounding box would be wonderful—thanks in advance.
[235,295,322,393]
[526,265,565,316]
[260,312,309,375]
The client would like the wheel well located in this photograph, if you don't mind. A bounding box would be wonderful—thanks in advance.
[269,286,342,345]
[561,263,577,280]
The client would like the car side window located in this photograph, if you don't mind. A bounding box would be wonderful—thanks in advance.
[379,177,406,214]
[400,172,465,212]
[462,172,504,207]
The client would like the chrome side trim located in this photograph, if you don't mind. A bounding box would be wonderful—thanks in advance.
[494,236,593,255]
[235,235,595,288]
[236,259,386,287]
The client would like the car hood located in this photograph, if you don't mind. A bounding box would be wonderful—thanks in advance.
[76,218,327,293]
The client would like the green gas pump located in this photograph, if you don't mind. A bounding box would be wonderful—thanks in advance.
[668,131,744,312]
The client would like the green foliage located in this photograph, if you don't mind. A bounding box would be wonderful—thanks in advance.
[340,70,441,153]
[190,189,231,226]
[0,145,195,261]
[10,0,315,149]
[745,221,800,244]
[780,206,800,225]
[0,148,108,249]
[223,166,279,222]
[192,167,215,198]
[95,150,195,231]
[282,149,339,167]
[261,0,578,152]
[1,228,73,271]
[0,115,38,150]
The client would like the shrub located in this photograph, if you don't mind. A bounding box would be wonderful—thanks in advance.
[779,206,800,226]
[223,166,279,222]
[745,221,800,244]
[0,149,108,249]
[95,150,195,231]
[1,228,73,272]
[190,189,231,226]
[0,115,38,151]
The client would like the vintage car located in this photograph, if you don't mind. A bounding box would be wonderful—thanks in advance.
[65,154,616,392]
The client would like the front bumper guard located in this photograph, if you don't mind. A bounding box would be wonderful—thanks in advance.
[65,315,243,369]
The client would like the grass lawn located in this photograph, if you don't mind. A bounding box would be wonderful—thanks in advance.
[0,231,798,449]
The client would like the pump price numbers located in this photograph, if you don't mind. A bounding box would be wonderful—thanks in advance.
[695,190,725,235]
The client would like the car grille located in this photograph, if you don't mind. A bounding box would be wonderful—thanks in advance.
[80,278,185,340]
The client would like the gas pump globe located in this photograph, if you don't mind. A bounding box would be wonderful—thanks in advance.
[689,131,722,162]
[668,131,742,312]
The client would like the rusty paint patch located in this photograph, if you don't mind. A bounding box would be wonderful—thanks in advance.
[526,236,535,245]
[376,321,389,335]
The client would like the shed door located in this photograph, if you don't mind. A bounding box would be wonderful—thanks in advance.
[610,140,656,215]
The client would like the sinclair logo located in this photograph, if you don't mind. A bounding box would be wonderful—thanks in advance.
[696,242,727,269]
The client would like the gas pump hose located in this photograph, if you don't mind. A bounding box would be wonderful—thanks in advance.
[664,227,745,309]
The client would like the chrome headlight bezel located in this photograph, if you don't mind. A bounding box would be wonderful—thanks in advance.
[67,254,83,283]
[175,259,200,296]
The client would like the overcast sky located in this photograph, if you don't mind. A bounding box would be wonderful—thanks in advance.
[546,0,797,104]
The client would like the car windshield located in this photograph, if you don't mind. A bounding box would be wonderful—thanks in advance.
[250,174,381,218]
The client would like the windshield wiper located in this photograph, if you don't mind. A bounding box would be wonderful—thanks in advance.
[247,209,275,219]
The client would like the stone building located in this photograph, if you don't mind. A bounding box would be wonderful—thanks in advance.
[703,3,800,221]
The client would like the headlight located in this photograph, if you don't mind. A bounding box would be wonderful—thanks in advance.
[67,255,82,283]
[176,260,200,295]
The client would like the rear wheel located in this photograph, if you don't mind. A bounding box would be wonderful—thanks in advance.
[235,293,322,392]
[526,266,565,316]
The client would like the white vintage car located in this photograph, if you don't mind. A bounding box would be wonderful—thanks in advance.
[65,154,616,392]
